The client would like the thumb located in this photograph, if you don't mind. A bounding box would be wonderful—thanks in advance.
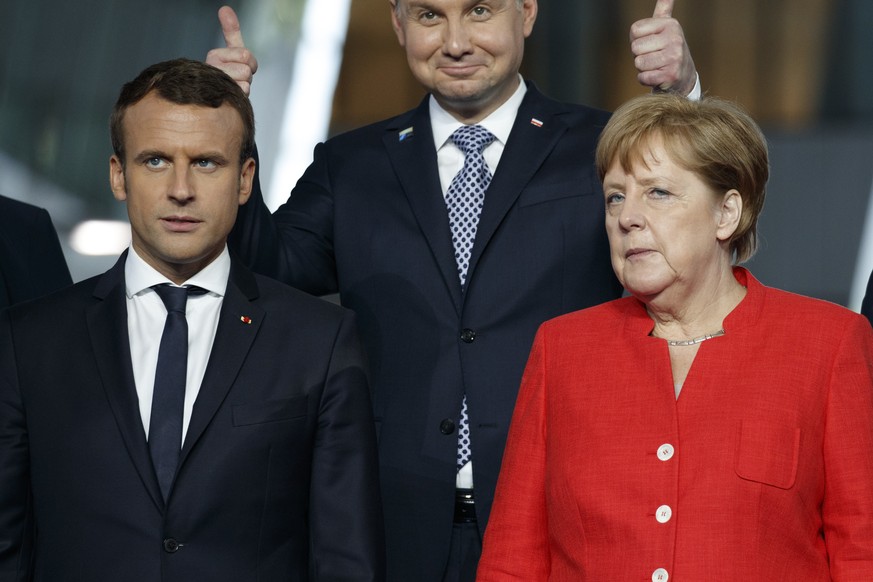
[652,0,674,18]
[218,5,246,48]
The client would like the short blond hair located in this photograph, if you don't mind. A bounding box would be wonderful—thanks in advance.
[596,94,769,263]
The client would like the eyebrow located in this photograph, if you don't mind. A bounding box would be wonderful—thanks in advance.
[192,151,230,164]
[602,179,624,192]
[132,150,230,165]
[602,168,678,191]
[403,0,432,11]
[405,0,492,12]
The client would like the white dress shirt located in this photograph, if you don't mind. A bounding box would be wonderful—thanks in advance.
[431,75,528,198]
[430,77,527,489]
[124,245,228,443]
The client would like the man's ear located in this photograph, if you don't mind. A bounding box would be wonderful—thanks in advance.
[110,155,127,202]
[238,158,256,206]
[389,0,406,47]
[522,0,538,38]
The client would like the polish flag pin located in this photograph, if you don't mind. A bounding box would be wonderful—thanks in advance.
[240,316,252,324]
[530,118,543,127]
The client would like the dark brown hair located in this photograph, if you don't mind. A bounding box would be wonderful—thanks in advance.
[110,58,254,166]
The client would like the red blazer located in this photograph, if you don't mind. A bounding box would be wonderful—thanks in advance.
[478,268,873,581]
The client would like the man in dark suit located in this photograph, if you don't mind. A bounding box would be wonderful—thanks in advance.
[862,270,873,325]
[0,194,71,309]
[208,0,699,579]
[0,58,384,581]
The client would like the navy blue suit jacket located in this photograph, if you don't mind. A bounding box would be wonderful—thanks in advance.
[0,195,71,309]
[230,84,623,580]
[0,254,384,581]
[861,270,873,326]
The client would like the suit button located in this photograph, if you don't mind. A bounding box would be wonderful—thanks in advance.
[440,419,456,435]
[460,329,476,343]
[163,538,181,553]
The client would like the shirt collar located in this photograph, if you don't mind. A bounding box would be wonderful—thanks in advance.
[124,245,231,298]
[430,75,528,151]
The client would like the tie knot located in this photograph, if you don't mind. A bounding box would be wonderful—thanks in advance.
[451,124,495,156]
[152,284,196,314]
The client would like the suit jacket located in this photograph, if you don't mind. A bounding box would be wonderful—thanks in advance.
[0,195,71,309]
[478,268,873,581]
[0,254,384,581]
[861,269,873,326]
[230,83,623,580]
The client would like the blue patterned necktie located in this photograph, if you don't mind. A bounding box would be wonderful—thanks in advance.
[446,124,495,471]
[447,124,496,288]
[149,284,194,500]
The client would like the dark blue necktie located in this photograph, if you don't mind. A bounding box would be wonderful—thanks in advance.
[149,284,192,500]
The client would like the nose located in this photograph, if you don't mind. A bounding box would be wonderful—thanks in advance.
[168,167,194,204]
[618,196,645,231]
[443,18,473,58]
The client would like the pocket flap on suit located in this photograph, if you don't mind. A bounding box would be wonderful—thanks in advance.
[517,177,599,208]
[734,420,800,489]
[232,396,309,427]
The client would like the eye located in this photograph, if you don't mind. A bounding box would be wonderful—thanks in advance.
[648,188,670,198]
[471,6,489,17]
[195,159,218,170]
[145,157,166,169]
[419,10,438,22]
[605,192,625,205]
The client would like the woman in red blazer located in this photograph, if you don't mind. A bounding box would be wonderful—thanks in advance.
[477,94,873,581]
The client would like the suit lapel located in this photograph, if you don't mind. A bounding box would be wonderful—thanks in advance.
[383,98,463,313]
[87,252,165,511]
[179,261,263,466]
[466,85,571,287]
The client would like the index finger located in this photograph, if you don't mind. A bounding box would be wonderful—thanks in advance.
[652,0,674,18]
[218,5,246,48]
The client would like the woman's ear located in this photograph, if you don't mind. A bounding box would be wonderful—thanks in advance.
[716,189,742,242]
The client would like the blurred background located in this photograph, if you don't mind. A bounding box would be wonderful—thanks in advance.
[2,0,873,309]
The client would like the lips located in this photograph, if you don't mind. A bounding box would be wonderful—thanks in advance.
[625,248,653,259]
[161,216,201,233]
[438,63,483,77]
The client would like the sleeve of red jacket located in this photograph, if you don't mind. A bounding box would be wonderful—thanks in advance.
[822,314,873,580]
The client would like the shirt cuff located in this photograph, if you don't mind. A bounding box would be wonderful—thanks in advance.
[687,72,702,101]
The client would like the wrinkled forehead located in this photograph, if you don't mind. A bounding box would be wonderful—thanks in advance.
[393,0,524,11]
[608,130,694,176]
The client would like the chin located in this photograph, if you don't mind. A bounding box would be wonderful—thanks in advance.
[621,274,670,300]
[436,80,491,101]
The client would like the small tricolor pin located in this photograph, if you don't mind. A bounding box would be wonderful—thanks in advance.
[240,316,252,325]
[530,118,543,127]
[399,126,414,142]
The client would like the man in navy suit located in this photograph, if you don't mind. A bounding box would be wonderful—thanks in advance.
[0,58,383,581]
[208,0,699,579]
[0,194,71,309]
[862,271,873,325]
